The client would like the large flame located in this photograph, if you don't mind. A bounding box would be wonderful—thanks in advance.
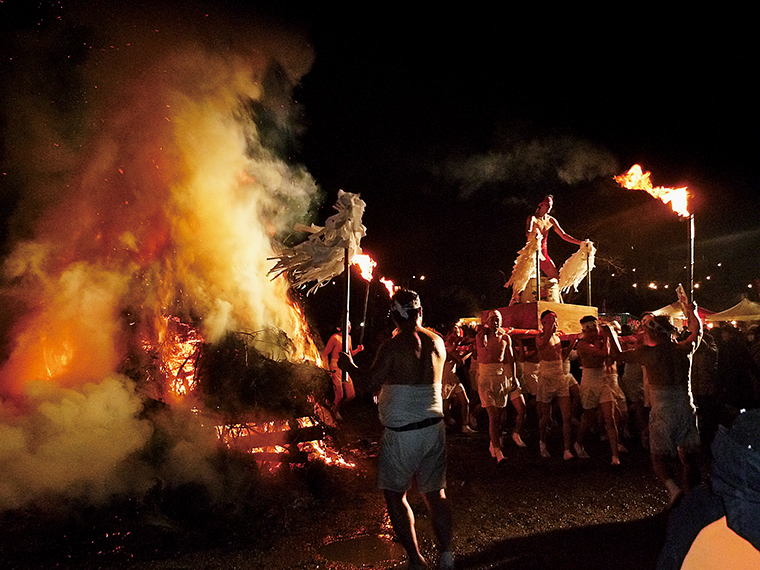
[0,6,331,510]
[614,164,690,217]
[0,13,321,397]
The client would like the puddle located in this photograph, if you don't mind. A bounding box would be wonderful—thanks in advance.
[318,534,405,565]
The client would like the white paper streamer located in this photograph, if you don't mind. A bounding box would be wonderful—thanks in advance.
[269,190,366,294]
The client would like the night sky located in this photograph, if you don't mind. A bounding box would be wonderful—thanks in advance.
[297,5,758,327]
[2,2,758,333]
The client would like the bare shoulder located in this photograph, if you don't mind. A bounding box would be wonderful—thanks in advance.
[420,326,445,345]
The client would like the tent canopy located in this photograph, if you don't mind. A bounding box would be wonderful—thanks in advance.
[653,302,714,324]
[705,298,760,323]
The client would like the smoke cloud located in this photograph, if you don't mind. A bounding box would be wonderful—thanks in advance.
[441,137,619,198]
[0,3,321,509]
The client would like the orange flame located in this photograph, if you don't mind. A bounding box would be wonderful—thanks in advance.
[351,253,376,282]
[614,164,690,217]
[379,277,396,297]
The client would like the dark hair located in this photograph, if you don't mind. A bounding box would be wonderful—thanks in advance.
[647,315,676,339]
[390,289,421,324]
[541,310,556,320]
[580,315,598,324]
[534,195,554,215]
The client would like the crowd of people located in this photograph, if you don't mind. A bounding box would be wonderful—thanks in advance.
[330,287,760,569]
[321,195,759,569]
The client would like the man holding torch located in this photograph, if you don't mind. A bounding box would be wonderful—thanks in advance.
[606,297,702,506]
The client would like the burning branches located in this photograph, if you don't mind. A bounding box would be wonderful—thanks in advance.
[195,332,331,421]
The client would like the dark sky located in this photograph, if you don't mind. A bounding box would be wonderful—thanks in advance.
[291,5,758,323]
[1,2,758,328]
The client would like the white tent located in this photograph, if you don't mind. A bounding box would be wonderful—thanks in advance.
[653,302,714,327]
[705,298,760,323]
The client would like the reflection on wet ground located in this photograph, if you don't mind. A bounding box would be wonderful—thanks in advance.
[319,534,405,566]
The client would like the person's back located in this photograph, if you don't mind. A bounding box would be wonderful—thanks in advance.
[383,324,444,386]
[338,289,454,570]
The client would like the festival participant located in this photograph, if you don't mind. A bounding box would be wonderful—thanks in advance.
[717,324,760,420]
[618,323,649,450]
[463,324,482,430]
[506,195,586,305]
[337,289,454,570]
[535,310,575,460]
[607,303,703,506]
[563,346,583,426]
[574,315,620,465]
[476,310,526,465]
[514,337,540,431]
[526,195,584,281]
[746,324,760,370]
[442,329,475,435]
[321,323,363,421]
[604,320,629,452]
[691,331,720,451]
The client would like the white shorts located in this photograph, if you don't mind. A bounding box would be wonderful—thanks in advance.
[580,367,614,409]
[478,363,521,408]
[537,360,570,403]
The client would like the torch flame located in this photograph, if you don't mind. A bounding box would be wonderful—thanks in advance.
[351,253,376,282]
[614,164,690,217]
[379,277,396,297]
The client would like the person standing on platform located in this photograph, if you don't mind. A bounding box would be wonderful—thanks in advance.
[526,195,584,281]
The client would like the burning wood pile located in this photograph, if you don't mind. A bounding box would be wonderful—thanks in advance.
[128,317,354,470]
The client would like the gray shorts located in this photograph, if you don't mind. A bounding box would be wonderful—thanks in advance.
[377,421,447,493]
[649,388,700,456]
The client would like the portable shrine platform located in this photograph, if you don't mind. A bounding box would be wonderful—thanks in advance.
[483,301,598,336]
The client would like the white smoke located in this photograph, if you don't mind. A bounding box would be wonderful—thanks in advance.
[441,137,619,198]
[0,3,321,509]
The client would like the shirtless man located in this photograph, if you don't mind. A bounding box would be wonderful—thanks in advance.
[441,327,475,435]
[535,310,575,460]
[476,310,526,465]
[574,315,620,465]
[527,195,584,280]
[321,323,363,421]
[338,290,454,570]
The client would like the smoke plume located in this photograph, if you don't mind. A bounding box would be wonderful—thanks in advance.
[0,2,321,509]
[441,137,619,198]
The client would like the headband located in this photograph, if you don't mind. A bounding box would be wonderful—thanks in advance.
[392,297,421,320]
[581,319,598,332]
[646,318,674,336]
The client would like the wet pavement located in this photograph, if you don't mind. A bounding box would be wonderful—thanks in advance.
[1,399,679,570]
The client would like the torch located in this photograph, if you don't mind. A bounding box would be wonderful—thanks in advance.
[351,254,377,346]
[379,277,396,298]
[614,164,693,300]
